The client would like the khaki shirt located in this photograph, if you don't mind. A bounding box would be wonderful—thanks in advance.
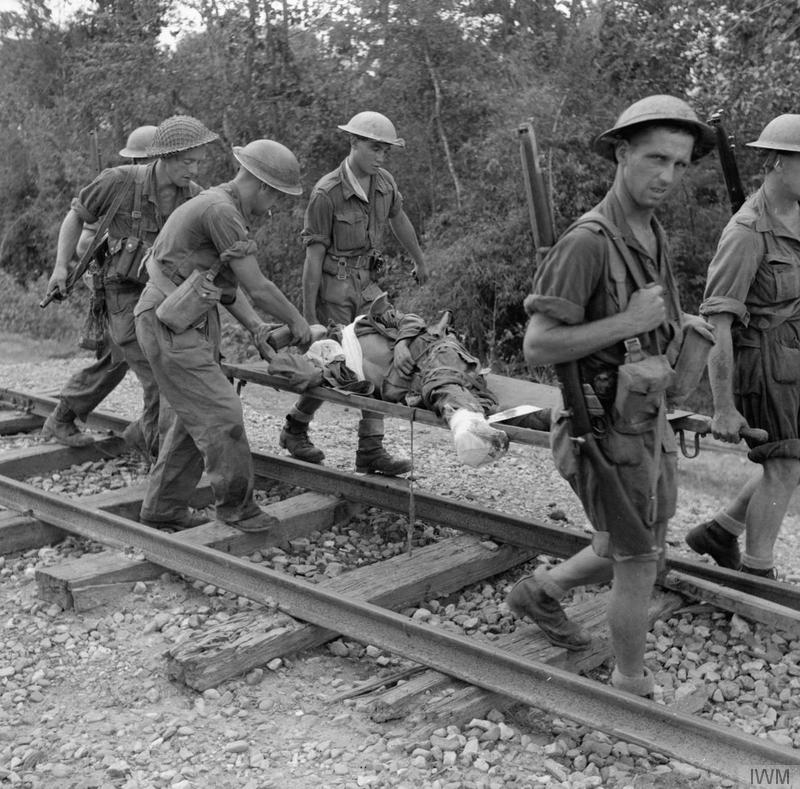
[701,185,800,332]
[526,192,683,389]
[147,182,257,304]
[301,160,402,256]
[71,163,199,247]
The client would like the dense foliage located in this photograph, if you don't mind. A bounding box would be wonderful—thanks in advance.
[1,0,797,373]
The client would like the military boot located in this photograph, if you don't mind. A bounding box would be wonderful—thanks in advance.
[41,401,94,448]
[139,509,211,533]
[355,417,411,476]
[741,564,778,580]
[685,518,742,570]
[506,573,592,651]
[279,415,324,464]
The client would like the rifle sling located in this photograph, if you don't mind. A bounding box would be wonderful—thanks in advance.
[68,167,137,292]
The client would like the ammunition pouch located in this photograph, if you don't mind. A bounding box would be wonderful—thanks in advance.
[105,237,149,286]
[613,354,674,434]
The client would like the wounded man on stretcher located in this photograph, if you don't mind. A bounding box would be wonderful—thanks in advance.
[265,293,551,467]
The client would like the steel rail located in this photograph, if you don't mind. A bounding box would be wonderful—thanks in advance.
[3,387,800,610]
[0,475,795,783]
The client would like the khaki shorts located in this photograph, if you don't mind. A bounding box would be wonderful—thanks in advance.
[550,409,677,561]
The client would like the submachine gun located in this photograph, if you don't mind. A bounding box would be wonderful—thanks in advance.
[40,130,112,311]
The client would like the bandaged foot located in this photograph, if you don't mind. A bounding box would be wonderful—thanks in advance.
[447,408,509,467]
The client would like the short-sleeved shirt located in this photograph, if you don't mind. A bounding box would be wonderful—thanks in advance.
[71,163,200,248]
[526,192,683,392]
[301,161,403,256]
[700,185,800,332]
[148,182,257,303]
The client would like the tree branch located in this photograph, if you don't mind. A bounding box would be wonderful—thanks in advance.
[423,44,462,211]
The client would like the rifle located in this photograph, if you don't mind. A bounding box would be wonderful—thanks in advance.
[518,120,592,424]
[708,110,746,214]
[518,120,556,253]
[518,118,658,552]
[89,128,102,175]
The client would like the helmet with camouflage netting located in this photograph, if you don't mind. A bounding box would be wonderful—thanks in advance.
[146,115,219,158]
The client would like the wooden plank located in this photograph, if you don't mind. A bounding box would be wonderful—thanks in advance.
[662,570,800,638]
[36,551,160,609]
[71,582,140,613]
[0,512,65,554]
[35,491,349,609]
[484,373,561,410]
[384,590,683,734]
[0,436,124,480]
[0,412,45,435]
[0,483,209,556]
[165,535,536,690]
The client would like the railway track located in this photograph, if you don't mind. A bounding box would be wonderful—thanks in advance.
[1,386,799,785]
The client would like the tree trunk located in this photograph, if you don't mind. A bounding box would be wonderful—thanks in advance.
[423,45,462,211]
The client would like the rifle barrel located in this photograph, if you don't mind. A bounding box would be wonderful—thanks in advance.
[709,112,746,214]
[518,121,556,251]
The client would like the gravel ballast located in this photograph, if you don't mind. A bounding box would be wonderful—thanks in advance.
[2,344,800,788]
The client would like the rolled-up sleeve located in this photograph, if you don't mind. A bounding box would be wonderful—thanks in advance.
[70,168,123,225]
[524,228,605,325]
[700,222,761,325]
[301,190,334,248]
[220,239,258,262]
[203,204,253,260]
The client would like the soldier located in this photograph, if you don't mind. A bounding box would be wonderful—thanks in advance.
[279,111,428,476]
[42,116,218,457]
[507,96,714,695]
[687,115,800,580]
[134,140,312,532]
[41,125,158,454]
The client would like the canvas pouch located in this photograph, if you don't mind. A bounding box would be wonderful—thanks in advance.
[155,268,222,333]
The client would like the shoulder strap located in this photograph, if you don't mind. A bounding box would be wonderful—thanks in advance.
[567,210,651,311]
[78,167,137,270]
[366,174,379,249]
[130,164,149,239]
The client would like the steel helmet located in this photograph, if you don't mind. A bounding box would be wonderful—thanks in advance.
[145,115,219,158]
[746,115,800,153]
[232,140,302,196]
[337,111,406,148]
[592,95,716,162]
[118,125,158,159]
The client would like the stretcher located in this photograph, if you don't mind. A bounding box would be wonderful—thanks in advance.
[221,361,716,454]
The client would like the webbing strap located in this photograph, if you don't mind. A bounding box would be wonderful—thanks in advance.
[129,164,149,239]
[568,210,651,311]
